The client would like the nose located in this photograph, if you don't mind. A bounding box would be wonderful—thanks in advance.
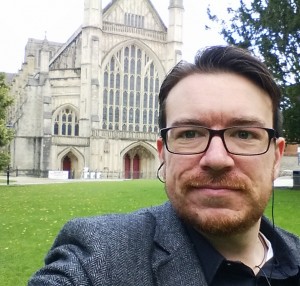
[199,135,235,171]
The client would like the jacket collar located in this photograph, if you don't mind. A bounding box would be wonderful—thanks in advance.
[150,202,208,286]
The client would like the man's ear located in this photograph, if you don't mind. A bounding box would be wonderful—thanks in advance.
[273,137,285,179]
[157,137,165,163]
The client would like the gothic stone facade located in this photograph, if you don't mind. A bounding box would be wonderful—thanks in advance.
[7,0,184,179]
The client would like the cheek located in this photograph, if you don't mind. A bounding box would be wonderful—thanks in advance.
[241,155,275,189]
[165,155,200,182]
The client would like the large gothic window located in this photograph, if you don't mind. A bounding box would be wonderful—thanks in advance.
[53,108,79,136]
[102,45,160,133]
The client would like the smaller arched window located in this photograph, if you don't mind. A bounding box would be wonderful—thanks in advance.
[53,107,79,136]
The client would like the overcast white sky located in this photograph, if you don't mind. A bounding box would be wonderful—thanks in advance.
[0,0,238,73]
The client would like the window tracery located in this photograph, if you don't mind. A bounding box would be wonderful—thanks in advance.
[53,108,79,136]
[102,45,160,132]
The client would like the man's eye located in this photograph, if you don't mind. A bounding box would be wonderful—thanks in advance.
[177,129,203,139]
[234,130,261,140]
[184,130,198,138]
[228,128,263,142]
[237,130,251,139]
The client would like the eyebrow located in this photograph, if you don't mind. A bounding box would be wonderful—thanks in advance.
[170,119,204,127]
[226,117,267,127]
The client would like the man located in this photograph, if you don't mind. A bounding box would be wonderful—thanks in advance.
[28,46,300,285]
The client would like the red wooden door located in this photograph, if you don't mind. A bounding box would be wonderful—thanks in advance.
[124,154,131,179]
[63,156,71,178]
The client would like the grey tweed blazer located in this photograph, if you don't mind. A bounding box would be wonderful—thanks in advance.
[28,202,300,286]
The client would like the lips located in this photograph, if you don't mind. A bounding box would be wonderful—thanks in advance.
[190,184,241,191]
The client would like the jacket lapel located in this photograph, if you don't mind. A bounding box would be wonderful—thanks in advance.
[151,203,208,286]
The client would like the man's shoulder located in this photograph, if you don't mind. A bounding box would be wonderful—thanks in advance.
[54,202,173,247]
[275,225,300,248]
[262,216,300,245]
[28,204,178,285]
[262,216,300,263]
[70,202,169,227]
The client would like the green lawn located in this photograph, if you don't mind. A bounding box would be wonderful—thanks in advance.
[0,180,299,286]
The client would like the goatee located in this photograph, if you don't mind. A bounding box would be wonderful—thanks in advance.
[167,172,271,236]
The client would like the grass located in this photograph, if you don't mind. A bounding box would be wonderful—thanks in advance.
[0,180,167,286]
[0,180,299,286]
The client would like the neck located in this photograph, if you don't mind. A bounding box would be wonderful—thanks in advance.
[202,221,266,274]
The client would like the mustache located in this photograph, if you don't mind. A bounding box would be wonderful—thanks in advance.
[183,173,250,191]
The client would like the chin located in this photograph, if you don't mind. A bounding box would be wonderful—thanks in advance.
[176,203,263,236]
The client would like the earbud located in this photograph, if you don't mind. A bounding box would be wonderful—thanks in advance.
[156,162,165,183]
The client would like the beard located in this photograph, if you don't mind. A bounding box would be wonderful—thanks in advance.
[166,171,273,236]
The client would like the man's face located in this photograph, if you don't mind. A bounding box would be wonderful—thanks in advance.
[157,73,285,236]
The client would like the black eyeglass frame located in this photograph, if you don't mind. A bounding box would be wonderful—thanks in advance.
[160,126,278,156]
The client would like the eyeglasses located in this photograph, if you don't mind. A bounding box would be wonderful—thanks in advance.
[160,126,277,156]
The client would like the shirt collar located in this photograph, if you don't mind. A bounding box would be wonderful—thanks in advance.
[185,216,300,284]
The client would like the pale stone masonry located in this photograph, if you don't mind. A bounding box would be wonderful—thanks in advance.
[7,0,184,179]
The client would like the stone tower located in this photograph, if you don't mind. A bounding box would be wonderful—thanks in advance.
[81,0,103,138]
[167,0,184,71]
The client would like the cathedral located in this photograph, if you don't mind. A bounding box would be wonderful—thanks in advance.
[7,0,184,179]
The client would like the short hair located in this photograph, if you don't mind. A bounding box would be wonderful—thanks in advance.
[158,45,282,135]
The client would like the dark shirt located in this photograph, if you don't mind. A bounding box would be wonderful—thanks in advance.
[186,217,300,285]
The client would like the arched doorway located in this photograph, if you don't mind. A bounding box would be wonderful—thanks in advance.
[123,145,155,179]
[58,149,83,179]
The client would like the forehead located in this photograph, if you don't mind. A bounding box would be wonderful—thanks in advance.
[165,72,273,128]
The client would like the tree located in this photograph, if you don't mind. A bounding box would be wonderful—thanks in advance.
[207,0,300,143]
[0,72,14,171]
